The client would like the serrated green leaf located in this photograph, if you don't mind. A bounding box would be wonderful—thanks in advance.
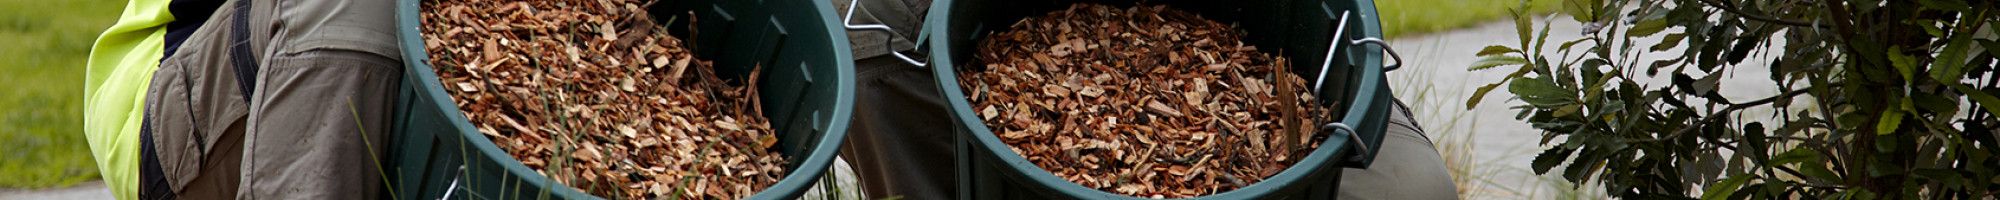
[1947,83,2000,116]
[1515,8,1533,51]
[1887,46,1918,81]
[1534,18,1553,56]
[1838,189,1878,199]
[1916,0,1973,12]
[1531,147,1574,174]
[1467,83,1504,109]
[1914,169,1965,188]
[1652,33,1687,51]
[1931,34,1974,81]
[1553,104,1582,117]
[1922,23,1948,37]
[1771,148,1823,165]
[1534,56,1553,77]
[1511,77,1578,106]
[1725,33,1761,65]
[1745,122,1768,160]
[1555,57,1578,87]
[1477,45,1522,57]
[1558,37,1591,50]
[1627,18,1670,37]
[1563,0,1596,22]
[1470,55,1530,71]
[1734,183,1768,199]
[1561,152,1597,183]
[1593,99,1624,118]
[1702,175,1754,200]
[1693,73,1723,95]
[1651,57,1684,70]
[1799,161,1840,183]
[1582,58,1610,69]
[1876,97,1908,134]
[1913,93,1959,117]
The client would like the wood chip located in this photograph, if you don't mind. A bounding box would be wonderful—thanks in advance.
[1146,101,1186,117]
[457,82,480,92]
[420,0,786,198]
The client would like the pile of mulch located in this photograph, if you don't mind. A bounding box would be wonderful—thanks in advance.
[959,4,1337,198]
[419,0,785,198]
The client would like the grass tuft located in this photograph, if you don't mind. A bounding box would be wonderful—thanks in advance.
[1390,37,1612,200]
[1388,39,1493,199]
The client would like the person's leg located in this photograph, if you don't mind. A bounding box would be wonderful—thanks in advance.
[139,0,253,198]
[839,56,956,200]
[234,0,403,198]
[1338,99,1459,199]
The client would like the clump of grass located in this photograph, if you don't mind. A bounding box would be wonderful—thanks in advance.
[1388,38,1612,200]
[1527,170,1609,200]
[805,158,855,200]
[804,158,901,200]
[0,0,123,189]
[1387,39,1498,199]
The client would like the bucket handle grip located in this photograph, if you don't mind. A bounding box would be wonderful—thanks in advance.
[1314,11,1406,95]
[438,166,464,200]
[842,0,931,67]
[1351,38,1404,72]
[1322,122,1373,168]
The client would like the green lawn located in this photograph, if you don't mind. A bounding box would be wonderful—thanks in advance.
[1377,0,1562,37]
[0,0,124,188]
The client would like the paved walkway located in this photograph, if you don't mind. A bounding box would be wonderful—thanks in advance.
[0,181,111,200]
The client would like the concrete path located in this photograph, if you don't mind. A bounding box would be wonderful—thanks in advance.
[0,181,112,200]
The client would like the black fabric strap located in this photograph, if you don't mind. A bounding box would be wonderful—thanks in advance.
[139,112,174,200]
[229,0,257,100]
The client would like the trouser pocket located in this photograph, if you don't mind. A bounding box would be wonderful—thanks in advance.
[144,47,251,199]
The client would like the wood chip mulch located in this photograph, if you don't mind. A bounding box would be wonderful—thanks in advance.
[419,0,785,199]
[959,4,1337,198]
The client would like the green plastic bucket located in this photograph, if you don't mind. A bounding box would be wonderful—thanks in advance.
[925,0,1395,199]
[385,0,856,199]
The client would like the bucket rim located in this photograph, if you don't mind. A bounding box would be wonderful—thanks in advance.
[392,0,857,198]
[922,0,1391,198]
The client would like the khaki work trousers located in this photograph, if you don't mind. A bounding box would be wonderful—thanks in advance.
[139,0,401,199]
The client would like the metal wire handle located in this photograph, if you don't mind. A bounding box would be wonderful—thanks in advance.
[438,166,464,200]
[1321,122,1370,164]
[1351,38,1404,72]
[842,0,930,67]
[1314,11,1406,95]
[1312,11,1354,95]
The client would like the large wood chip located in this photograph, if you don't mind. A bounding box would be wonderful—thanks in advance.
[419,0,786,199]
[959,4,1337,198]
